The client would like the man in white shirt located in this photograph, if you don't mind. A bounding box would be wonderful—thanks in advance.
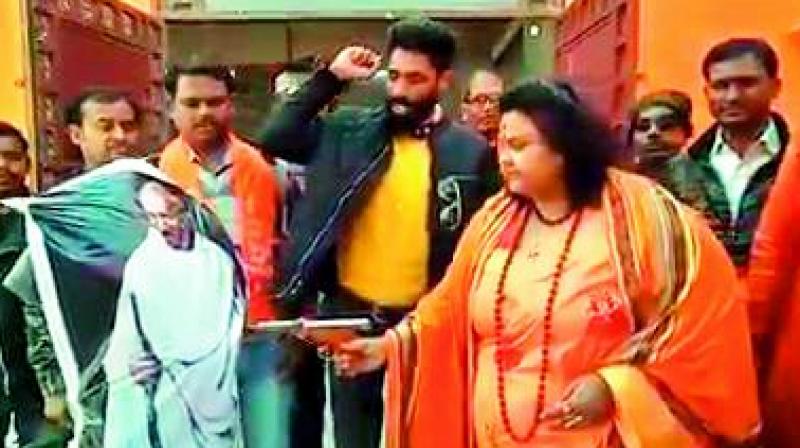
[679,38,787,270]
[709,119,781,223]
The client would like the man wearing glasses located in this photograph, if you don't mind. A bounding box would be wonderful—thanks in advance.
[461,69,504,151]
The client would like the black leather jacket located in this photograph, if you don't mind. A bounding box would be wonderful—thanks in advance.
[259,69,497,311]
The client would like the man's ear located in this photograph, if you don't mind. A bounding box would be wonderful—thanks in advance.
[68,124,83,147]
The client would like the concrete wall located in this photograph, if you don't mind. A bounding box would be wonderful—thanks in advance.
[496,17,558,86]
[496,28,525,85]
[166,22,288,65]
[201,0,521,13]
[167,19,512,73]
[166,19,517,137]
[521,18,558,80]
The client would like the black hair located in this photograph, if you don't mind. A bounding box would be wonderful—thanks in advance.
[386,17,457,72]
[702,38,779,79]
[499,80,621,207]
[164,65,236,96]
[64,87,142,126]
[0,121,30,155]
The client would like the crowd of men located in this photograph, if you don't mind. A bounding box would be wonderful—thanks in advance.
[0,15,798,448]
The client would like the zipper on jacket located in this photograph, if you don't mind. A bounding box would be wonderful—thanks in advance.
[280,143,391,300]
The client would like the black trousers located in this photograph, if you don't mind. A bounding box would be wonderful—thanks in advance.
[320,290,410,448]
[0,290,46,446]
[328,365,385,448]
[288,343,325,448]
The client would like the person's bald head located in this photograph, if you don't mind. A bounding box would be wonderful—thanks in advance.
[467,70,504,94]
[138,180,192,249]
[462,70,504,142]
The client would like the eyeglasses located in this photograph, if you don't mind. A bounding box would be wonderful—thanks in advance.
[465,94,501,107]
[633,116,684,133]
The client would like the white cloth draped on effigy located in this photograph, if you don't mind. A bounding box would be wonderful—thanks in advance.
[2,159,245,448]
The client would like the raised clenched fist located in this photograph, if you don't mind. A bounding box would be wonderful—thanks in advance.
[328,46,382,82]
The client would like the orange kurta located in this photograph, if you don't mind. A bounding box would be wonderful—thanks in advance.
[472,208,630,447]
[384,170,759,448]
[747,140,800,446]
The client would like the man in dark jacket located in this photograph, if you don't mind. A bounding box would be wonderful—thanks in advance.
[260,17,496,448]
[670,38,787,271]
[461,69,504,151]
[0,122,47,446]
[10,89,145,446]
[0,122,32,199]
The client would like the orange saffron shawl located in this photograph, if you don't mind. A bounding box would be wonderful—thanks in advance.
[747,140,800,445]
[384,169,760,448]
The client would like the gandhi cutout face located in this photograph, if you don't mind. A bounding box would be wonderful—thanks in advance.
[138,181,193,250]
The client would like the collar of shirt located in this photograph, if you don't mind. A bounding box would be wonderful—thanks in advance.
[426,104,444,126]
[711,119,781,160]
[184,135,234,176]
[709,118,781,223]
[408,104,445,139]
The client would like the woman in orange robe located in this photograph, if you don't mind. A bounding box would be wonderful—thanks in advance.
[334,81,760,448]
[747,137,800,446]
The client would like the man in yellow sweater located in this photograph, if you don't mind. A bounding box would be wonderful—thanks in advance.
[260,17,497,448]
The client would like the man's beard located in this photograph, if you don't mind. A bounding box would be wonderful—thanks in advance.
[387,97,437,133]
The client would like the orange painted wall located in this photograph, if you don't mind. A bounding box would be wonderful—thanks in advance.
[636,0,800,133]
[0,0,32,142]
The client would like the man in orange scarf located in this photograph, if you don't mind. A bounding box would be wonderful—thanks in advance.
[747,137,800,446]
